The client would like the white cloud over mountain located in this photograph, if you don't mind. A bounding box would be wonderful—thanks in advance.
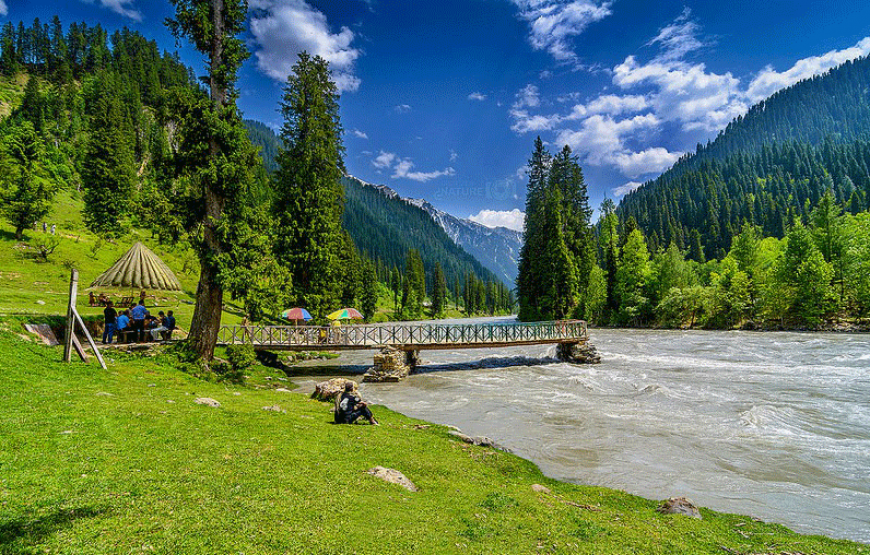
[81,0,141,21]
[250,0,361,92]
[372,151,455,182]
[0,1,8,16]
[509,7,870,181]
[612,181,643,197]
[469,209,526,232]
[511,0,612,62]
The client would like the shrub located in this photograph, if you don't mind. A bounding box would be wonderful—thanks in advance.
[226,344,256,372]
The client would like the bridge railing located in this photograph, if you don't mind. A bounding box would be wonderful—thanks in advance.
[217,319,587,348]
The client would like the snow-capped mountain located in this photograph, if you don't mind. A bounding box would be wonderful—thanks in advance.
[352,177,522,285]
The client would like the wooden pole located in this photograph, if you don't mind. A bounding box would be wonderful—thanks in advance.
[73,307,107,370]
[63,268,78,363]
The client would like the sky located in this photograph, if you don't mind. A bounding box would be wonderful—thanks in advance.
[5,0,870,231]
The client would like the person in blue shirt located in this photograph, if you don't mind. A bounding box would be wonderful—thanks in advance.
[116,310,131,342]
[130,301,148,342]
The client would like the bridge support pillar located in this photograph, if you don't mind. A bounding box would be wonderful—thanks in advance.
[363,347,411,382]
[556,341,601,364]
[404,349,419,370]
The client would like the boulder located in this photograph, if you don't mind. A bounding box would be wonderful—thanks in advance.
[194,397,221,408]
[556,341,601,364]
[311,378,356,402]
[657,497,702,519]
[366,466,418,492]
[448,430,501,449]
[363,348,410,382]
[531,484,552,494]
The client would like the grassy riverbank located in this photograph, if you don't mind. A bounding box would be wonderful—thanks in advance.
[0,327,864,554]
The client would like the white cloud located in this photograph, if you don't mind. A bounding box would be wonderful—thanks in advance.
[394,104,412,113]
[745,37,870,103]
[510,109,562,134]
[469,209,526,232]
[511,0,612,62]
[555,113,662,165]
[249,0,361,92]
[81,0,142,20]
[513,84,541,109]
[647,7,705,62]
[613,181,644,197]
[449,149,459,162]
[350,129,368,139]
[0,1,8,16]
[468,92,487,101]
[372,151,396,169]
[372,151,455,182]
[611,148,681,178]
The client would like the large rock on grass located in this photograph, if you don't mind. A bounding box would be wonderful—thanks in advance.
[657,497,702,519]
[366,466,418,492]
[311,378,357,402]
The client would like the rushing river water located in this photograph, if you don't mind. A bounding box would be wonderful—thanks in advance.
[296,322,870,542]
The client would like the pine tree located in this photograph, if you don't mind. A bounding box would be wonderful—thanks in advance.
[0,122,55,239]
[273,52,345,318]
[517,137,550,321]
[431,263,447,317]
[165,0,276,360]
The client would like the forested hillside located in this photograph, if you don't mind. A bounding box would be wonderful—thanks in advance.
[619,55,870,259]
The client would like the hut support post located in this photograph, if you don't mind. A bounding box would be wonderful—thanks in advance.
[63,268,108,370]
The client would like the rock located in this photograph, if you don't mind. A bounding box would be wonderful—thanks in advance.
[262,405,284,412]
[556,341,601,364]
[363,347,410,382]
[194,397,221,408]
[448,430,499,448]
[95,392,113,397]
[657,497,702,519]
[366,466,418,492]
[448,430,475,444]
[532,484,552,494]
[311,378,357,402]
[36,300,45,305]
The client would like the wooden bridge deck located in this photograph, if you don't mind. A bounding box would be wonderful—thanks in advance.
[216,320,588,352]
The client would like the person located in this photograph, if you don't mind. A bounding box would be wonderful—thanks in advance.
[162,310,176,340]
[50,224,56,235]
[130,300,148,343]
[334,382,378,425]
[102,301,117,344]
[116,309,131,342]
[149,311,171,341]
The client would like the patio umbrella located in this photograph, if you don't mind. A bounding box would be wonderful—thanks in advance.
[281,307,312,321]
[326,308,363,320]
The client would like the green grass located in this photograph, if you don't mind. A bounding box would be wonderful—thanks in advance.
[0,329,864,554]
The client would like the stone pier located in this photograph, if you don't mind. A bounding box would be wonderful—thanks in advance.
[556,341,601,364]
[363,347,412,382]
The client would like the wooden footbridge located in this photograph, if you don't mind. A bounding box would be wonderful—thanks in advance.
[217,319,589,367]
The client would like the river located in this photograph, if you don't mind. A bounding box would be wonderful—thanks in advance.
[295,321,870,542]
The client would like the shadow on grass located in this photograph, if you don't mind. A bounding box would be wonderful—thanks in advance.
[0,506,108,554]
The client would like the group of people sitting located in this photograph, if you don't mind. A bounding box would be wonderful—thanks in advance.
[102,300,176,344]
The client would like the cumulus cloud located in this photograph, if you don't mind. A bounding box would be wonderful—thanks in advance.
[249,0,361,92]
[468,92,487,101]
[0,1,8,16]
[613,181,644,197]
[745,37,870,103]
[394,104,412,113]
[469,209,526,232]
[611,148,681,178]
[350,129,368,139]
[511,0,612,62]
[372,151,455,182]
[81,0,142,20]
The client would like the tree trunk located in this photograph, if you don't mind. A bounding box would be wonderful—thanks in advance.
[186,0,227,362]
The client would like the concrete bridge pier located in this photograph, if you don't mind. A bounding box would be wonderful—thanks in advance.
[556,341,601,364]
[404,349,420,369]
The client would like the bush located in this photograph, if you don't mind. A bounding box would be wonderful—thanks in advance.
[226,344,256,372]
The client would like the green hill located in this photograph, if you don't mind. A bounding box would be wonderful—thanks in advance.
[618,55,870,258]
[241,120,503,289]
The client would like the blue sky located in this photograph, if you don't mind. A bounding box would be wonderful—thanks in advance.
[5,0,870,230]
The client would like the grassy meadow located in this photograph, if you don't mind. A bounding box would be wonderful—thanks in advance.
[0,329,865,554]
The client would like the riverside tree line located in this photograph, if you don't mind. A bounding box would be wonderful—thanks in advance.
[517,137,870,328]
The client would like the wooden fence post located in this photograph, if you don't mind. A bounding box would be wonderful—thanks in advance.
[63,269,78,363]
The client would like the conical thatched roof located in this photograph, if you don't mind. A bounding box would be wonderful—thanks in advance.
[90,242,183,291]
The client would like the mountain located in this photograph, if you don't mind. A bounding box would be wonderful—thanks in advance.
[341,175,502,289]
[404,197,521,285]
[241,120,519,287]
[618,55,870,257]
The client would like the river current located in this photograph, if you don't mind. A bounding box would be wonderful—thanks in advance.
[297,322,870,542]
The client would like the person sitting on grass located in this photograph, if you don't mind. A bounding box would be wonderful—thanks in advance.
[334,382,379,425]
